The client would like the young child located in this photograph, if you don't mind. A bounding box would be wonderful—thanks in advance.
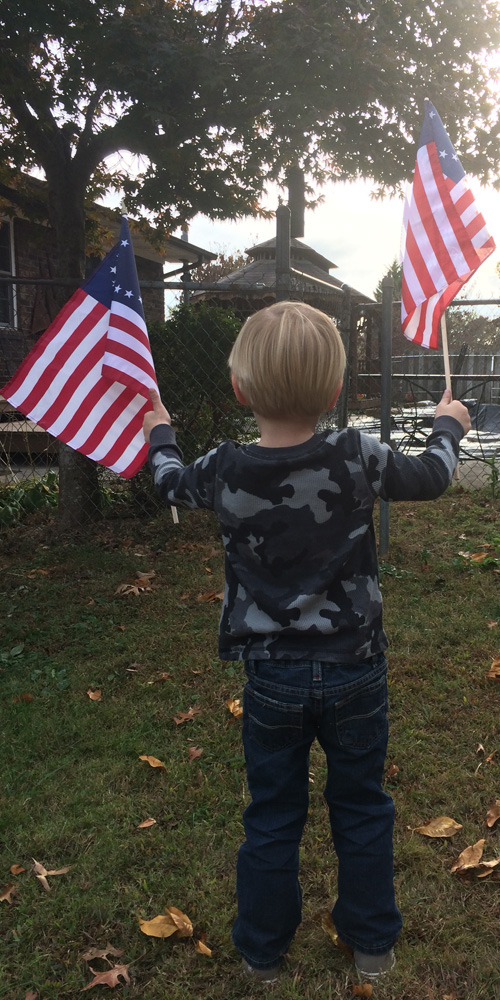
[143,301,470,982]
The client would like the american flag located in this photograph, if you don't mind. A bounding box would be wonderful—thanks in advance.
[1,216,157,478]
[401,99,495,349]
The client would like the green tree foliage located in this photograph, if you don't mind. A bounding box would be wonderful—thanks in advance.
[149,303,254,464]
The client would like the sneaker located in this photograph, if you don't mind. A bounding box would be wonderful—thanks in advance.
[242,959,281,983]
[353,948,395,977]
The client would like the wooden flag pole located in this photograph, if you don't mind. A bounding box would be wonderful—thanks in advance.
[440,312,459,481]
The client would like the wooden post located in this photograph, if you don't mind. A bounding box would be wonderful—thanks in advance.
[441,312,460,481]
[379,276,393,557]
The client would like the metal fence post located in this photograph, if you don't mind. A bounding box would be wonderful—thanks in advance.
[275,204,291,302]
[379,276,393,556]
[337,284,352,430]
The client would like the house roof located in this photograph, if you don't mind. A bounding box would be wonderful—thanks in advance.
[197,236,372,302]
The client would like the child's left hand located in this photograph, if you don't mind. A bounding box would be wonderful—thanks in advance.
[143,388,171,442]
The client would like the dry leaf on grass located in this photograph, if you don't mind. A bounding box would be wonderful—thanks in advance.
[115,570,156,597]
[352,986,373,998]
[86,688,102,701]
[0,882,16,904]
[32,859,71,892]
[450,839,485,874]
[195,934,212,956]
[320,912,353,958]
[486,800,500,828]
[487,656,500,680]
[25,991,38,1000]
[82,963,131,990]
[136,817,157,829]
[139,906,193,939]
[414,816,462,838]
[81,942,124,962]
[386,763,399,780]
[139,755,166,770]
[196,590,224,603]
[13,693,33,703]
[173,706,200,725]
[188,746,203,761]
[476,858,500,878]
[10,864,25,875]
[226,698,243,719]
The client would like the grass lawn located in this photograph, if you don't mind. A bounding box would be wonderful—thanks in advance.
[2,487,500,1000]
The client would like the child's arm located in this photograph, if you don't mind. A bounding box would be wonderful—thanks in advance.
[359,389,470,502]
[143,390,217,510]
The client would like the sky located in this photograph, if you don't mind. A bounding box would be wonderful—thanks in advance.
[182,176,500,307]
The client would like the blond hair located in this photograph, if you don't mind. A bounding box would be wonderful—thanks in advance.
[228,301,346,419]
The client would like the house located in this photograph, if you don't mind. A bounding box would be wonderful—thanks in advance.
[191,235,373,319]
[0,205,215,385]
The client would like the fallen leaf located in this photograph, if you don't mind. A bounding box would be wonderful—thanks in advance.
[25,991,38,1000]
[155,672,173,682]
[139,906,193,939]
[476,858,500,878]
[81,942,125,962]
[10,864,25,875]
[188,746,203,761]
[488,620,498,628]
[136,817,157,829]
[195,932,212,956]
[414,816,463,838]
[486,800,500,828]
[386,763,399,780]
[0,882,16,904]
[139,755,167,770]
[450,839,485,873]
[13,692,34,703]
[486,751,497,764]
[86,688,102,701]
[477,743,485,755]
[139,913,179,938]
[82,963,131,991]
[487,655,500,679]
[352,986,373,998]
[168,905,193,937]
[32,858,71,891]
[320,912,353,958]
[173,706,200,725]
[226,698,243,719]
[196,590,224,603]
[115,570,156,597]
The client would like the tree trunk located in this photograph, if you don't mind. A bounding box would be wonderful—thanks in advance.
[47,170,101,527]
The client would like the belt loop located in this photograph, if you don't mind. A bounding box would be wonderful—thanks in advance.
[312,660,322,684]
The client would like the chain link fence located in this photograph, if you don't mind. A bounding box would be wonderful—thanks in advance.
[2,271,500,532]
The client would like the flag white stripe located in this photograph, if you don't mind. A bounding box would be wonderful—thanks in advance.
[107,425,147,474]
[405,189,447,291]
[111,299,148,335]
[84,394,146,462]
[104,327,154,366]
[65,382,128,450]
[8,298,106,409]
[103,357,157,391]
[47,360,105,436]
[417,147,470,275]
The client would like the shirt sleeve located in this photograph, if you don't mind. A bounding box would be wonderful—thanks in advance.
[147,423,217,510]
[358,415,464,501]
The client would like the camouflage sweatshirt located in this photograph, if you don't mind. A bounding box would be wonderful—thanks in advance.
[148,415,463,664]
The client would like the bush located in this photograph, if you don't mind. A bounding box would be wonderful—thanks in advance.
[0,470,59,528]
[149,303,256,463]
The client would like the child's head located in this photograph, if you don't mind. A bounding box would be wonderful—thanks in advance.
[228,301,346,420]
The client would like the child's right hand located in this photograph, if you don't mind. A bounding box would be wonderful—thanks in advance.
[434,388,471,435]
[143,388,171,443]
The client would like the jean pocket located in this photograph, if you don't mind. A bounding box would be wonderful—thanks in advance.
[335,674,388,750]
[245,685,303,753]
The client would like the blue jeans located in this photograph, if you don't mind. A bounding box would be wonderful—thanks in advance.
[231,654,402,970]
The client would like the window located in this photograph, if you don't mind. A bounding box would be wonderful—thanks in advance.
[0,221,14,326]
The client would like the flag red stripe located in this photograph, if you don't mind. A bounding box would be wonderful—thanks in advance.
[427,145,481,272]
